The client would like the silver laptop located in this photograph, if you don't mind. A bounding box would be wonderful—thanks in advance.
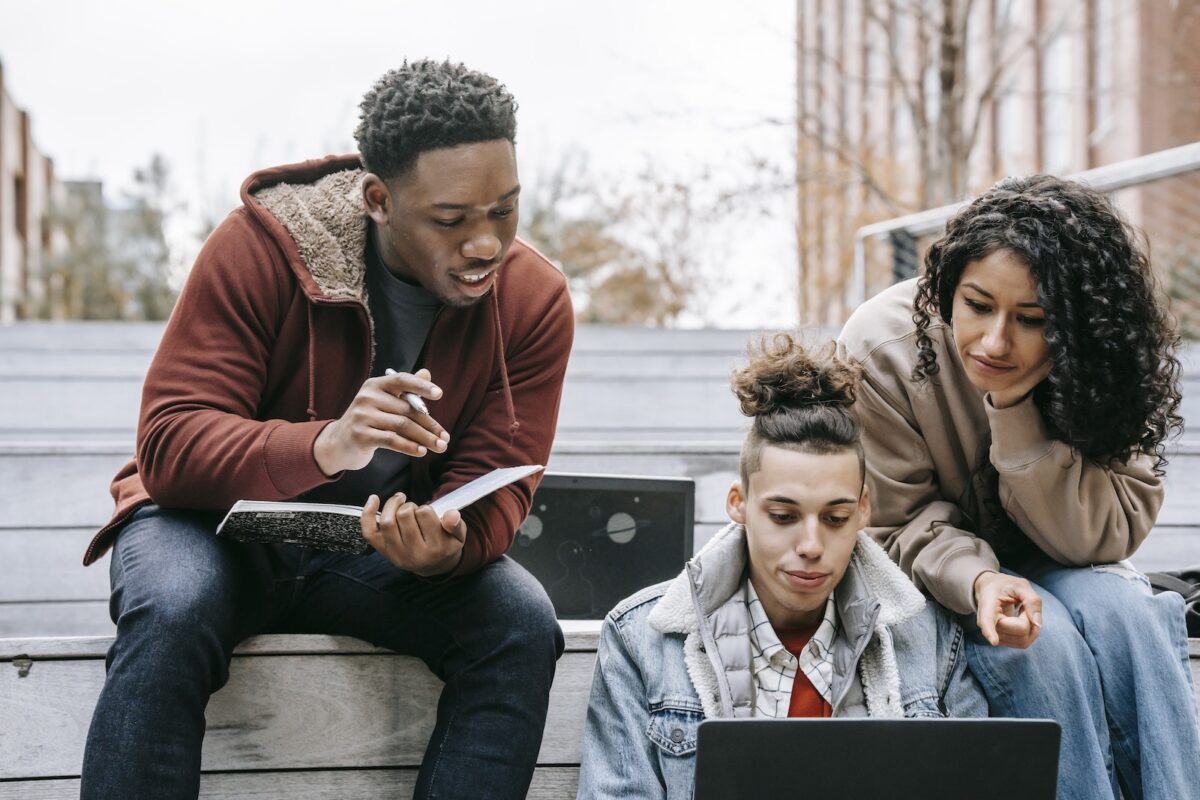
[694,718,1060,800]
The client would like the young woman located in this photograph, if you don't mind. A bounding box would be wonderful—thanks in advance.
[576,336,984,800]
[840,174,1200,800]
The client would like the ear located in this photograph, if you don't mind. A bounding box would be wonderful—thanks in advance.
[858,483,871,524]
[726,481,747,524]
[362,174,392,226]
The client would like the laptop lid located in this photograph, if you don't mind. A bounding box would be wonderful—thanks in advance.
[694,718,1060,800]
[506,472,695,619]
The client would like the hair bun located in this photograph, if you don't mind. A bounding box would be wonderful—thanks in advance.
[731,334,862,418]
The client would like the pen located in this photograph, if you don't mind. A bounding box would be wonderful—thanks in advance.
[384,368,430,415]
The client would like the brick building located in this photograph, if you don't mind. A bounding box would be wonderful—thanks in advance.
[0,59,61,323]
[794,0,1200,324]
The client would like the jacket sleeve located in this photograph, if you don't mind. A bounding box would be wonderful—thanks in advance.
[985,394,1162,565]
[136,211,335,508]
[437,282,574,576]
[576,617,667,800]
[856,373,1000,614]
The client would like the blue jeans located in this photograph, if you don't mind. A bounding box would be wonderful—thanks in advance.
[965,556,1200,800]
[80,505,563,800]
[896,599,990,719]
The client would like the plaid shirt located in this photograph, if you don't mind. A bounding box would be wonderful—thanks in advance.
[746,579,839,718]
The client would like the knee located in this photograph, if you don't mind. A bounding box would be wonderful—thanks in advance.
[114,573,237,659]
[511,581,565,661]
[1060,566,1172,645]
[487,561,564,662]
[974,603,1095,680]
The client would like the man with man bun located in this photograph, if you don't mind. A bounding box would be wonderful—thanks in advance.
[79,60,573,800]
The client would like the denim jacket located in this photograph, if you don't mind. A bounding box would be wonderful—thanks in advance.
[576,523,983,800]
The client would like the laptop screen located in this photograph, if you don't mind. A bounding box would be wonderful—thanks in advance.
[506,472,695,619]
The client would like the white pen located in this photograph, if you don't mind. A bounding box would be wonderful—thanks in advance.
[384,368,430,415]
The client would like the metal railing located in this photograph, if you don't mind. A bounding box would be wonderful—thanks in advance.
[850,141,1200,340]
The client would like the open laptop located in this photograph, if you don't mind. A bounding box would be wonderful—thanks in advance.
[694,718,1060,800]
[506,472,695,619]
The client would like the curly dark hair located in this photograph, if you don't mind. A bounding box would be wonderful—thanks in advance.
[732,334,865,483]
[354,59,517,180]
[913,174,1183,471]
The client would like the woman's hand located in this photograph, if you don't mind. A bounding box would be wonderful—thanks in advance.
[988,359,1052,410]
[973,570,1044,648]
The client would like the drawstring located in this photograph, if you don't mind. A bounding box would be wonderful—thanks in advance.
[490,288,519,447]
[305,303,318,420]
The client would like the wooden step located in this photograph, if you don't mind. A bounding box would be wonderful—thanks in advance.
[1,631,1198,800]
[2,442,1197,532]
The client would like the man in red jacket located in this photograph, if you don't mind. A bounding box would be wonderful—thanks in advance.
[80,60,574,800]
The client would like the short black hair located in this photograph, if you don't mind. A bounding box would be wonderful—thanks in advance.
[354,59,518,180]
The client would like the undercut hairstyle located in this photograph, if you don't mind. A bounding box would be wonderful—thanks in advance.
[731,334,865,485]
[913,174,1183,472]
[354,59,518,180]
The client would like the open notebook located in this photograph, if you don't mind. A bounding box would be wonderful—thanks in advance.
[216,465,543,553]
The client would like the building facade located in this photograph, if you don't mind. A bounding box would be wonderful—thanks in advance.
[795,0,1200,324]
[0,59,61,323]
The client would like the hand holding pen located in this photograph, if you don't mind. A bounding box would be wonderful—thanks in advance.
[313,367,450,476]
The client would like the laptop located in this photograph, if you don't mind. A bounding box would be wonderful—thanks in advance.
[506,472,694,619]
[694,718,1060,800]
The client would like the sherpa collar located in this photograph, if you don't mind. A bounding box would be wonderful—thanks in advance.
[252,168,370,304]
[647,522,925,636]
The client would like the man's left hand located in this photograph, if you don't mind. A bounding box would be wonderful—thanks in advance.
[361,492,466,576]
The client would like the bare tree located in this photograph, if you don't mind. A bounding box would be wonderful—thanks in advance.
[43,154,178,320]
[520,151,727,326]
[795,0,1069,212]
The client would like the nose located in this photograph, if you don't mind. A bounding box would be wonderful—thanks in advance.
[980,316,1010,357]
[794,516,824,561]
[461,232,501,262]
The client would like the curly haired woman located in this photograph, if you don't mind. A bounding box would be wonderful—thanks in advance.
[840,174,1200,800]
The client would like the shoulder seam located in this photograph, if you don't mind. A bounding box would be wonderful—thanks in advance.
[608,581,670,622]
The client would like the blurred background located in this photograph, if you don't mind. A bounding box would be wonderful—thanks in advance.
[0,0,1196,332]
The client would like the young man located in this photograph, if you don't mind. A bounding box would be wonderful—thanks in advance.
[576,336,984,799]
[80,60,573,800]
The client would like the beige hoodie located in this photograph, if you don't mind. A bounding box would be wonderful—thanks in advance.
[839,279,1163,614]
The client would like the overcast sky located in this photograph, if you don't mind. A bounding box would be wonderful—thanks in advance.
[0,0,798,326]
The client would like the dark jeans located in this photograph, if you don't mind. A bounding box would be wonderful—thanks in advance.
[80,505,564,800]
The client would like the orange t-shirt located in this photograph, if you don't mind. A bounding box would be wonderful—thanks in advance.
[777,626,834,718]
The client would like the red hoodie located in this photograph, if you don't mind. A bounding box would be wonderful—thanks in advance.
[85,154,574,575]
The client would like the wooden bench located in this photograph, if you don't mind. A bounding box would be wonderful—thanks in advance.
[3,631,1199,798]
[0,625,600,798]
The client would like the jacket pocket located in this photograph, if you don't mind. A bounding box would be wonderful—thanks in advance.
[645,701,704,757]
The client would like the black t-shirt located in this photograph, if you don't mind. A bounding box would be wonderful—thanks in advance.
[302,231,442,506]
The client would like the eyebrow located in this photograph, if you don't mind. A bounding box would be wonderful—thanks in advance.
[962,281,1043,309]
[764,494,858,507]
[431,184,521,211]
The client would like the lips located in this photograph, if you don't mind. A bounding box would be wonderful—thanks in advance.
[969,355,1015,376]
[452,266,499,295]
[783,570,829,590]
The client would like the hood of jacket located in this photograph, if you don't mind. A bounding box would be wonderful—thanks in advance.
[240,154,519,437]
[245,155,371,306]
[646,522,926,719]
